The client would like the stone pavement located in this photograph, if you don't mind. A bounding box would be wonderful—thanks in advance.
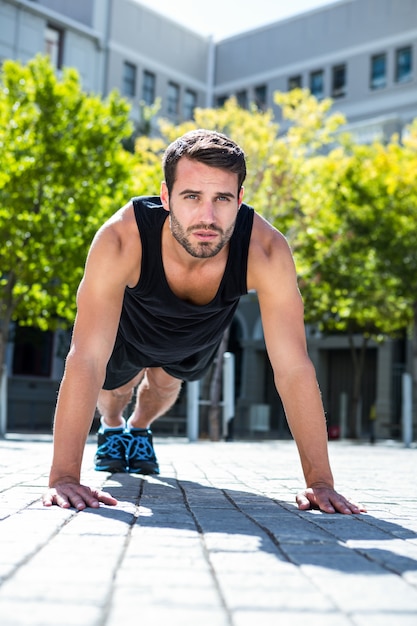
[0,435,416,626]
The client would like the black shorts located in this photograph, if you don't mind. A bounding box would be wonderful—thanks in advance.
[102,337,220,390]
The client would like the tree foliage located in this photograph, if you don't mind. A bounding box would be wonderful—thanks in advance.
[293,145,411,336]
[0,55,134,368]
[276,112,417,435]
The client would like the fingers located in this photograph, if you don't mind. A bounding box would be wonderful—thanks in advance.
[296,491,318,511]
[92,489,118,507]
[296,487,367,515]
[42,489,72,509]
[42,484,118,510]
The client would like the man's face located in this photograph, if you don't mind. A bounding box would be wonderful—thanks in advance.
[161,157,244,259]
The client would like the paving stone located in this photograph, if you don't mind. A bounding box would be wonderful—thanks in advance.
[0,436,416,625]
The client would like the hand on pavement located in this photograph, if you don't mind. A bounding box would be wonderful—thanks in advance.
[43,481,118,511]
[296,486,367,515]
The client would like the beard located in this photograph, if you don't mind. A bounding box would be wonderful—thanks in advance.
[169,204,235,259]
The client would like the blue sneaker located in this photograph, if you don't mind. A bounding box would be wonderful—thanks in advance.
[94,426,129,473]
[127,428,159,475]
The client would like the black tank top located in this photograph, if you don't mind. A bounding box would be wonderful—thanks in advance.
[115,196,254,380]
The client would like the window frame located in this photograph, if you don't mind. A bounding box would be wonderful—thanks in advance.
[395,46,412,84]
[216,95,228,107]
[254,84,267,110]
[370,52,387,90]
[45,23,64,69]
[183,88,197,120]
[122,61,137,98]
[142,70,156,105]
[236,89,248,109]
[288,75,302,91]
[167,81,180,117]
[331,63,347,99]
[310,69,324,99]
[12,325,54,378]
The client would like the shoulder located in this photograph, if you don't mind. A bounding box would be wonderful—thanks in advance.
[84,200,141,288]
[247,212,296,293]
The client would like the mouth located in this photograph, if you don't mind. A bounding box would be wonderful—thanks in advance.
[191,227,221,242]
[193,230,219,241]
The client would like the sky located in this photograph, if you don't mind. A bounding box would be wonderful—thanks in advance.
[133,0,343,40]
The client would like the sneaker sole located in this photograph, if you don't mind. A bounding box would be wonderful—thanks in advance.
[127,461,160,475]
[94,461,127,473]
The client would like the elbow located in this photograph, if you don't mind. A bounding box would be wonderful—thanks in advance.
[63,347,107,388]
[274,359,318,394]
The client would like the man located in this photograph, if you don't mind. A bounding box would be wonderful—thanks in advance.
[43,129,365,515]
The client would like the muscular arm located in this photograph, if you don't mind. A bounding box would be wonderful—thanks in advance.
[248,215,365,514]
[43,204,139,509]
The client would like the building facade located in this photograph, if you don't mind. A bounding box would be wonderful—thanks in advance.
[214,0,417,142]
[1,0,416,439]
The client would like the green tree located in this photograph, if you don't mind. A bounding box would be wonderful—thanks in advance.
[290,143,411,435]
[381,122,417,412]
[317,127,417,426]
[261,92,417,436]
[0,55,134,427]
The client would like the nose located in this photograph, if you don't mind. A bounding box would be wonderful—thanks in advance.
[199,200,216,224]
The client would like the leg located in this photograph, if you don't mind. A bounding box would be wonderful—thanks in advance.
[127,367,183,429]
[126,368,182,475]
[97,370,145,427]
[94,370,144,473]
[95,368,182,475]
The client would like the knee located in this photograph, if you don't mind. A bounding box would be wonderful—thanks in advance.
[144,369,182,399]
[109,386,134,402]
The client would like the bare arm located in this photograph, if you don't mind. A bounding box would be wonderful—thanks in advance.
[43,204,139,509]
[248,215,365,514]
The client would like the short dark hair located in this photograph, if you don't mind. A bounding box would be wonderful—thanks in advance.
[162,129,247,194]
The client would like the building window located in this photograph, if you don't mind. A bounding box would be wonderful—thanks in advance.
[142,70,155,105]
[183,89,197,120]
[122,61,136,97]
[288,75,302,91]
[236,90,248,108]
[310,70,324,99]
[216,95,228,107]
[254,84,267,110]
[45,24,64,69]
[12,326,53,377]
[332,64,346,98]
[370,53,386,90]
[167,82,180,117]
[395,46,412,83]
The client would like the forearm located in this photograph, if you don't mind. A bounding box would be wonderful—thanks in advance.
[276,363,334,488]
[49,357,105,486]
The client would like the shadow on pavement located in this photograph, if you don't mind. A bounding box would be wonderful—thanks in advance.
[82,473,417,576]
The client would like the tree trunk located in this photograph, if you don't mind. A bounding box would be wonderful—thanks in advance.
[0,275,16,437]
[412,301,417,422]
[0,326,11,438]
[0,363,7,438]
[348,333,368,439]
[208,327,230,441]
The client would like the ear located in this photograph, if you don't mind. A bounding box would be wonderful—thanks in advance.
[238,186,244,207]
[160,181,170,211]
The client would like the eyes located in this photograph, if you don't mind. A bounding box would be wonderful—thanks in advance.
[183,193,233,202]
